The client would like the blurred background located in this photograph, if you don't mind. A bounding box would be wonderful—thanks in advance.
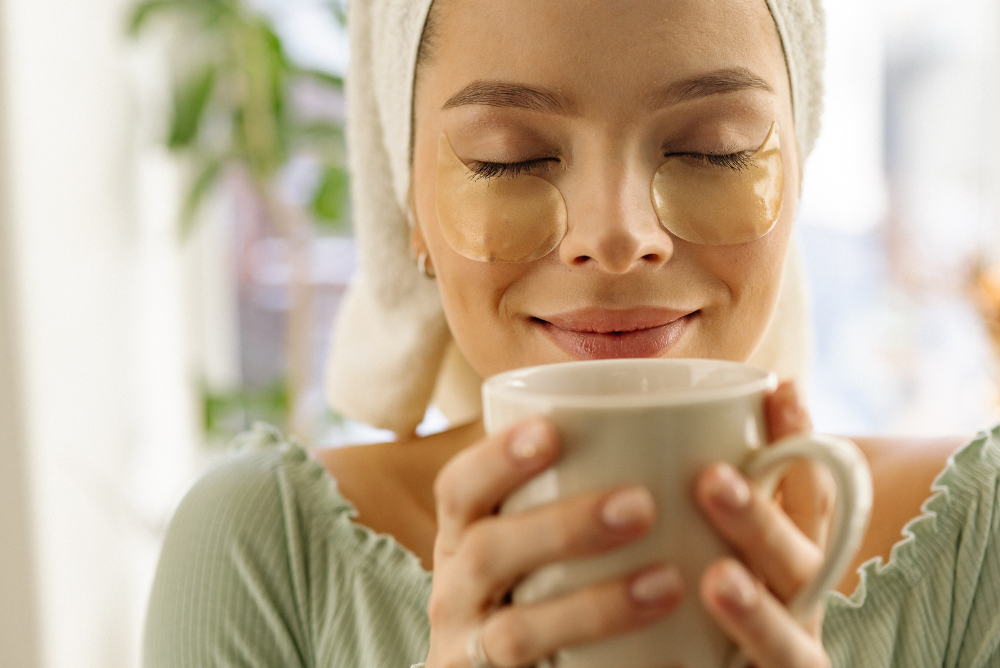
[1,0,999,666]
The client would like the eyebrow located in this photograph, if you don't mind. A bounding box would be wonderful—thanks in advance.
[441,67,773,115]
[442,80,572,114]
[652,67,774,107]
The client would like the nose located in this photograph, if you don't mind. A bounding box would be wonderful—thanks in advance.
[557,159,674,273]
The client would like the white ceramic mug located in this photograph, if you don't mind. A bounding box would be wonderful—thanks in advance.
[482,359,872,668]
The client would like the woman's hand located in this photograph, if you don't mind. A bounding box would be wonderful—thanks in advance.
[425,419,684,668]
[695,381,835,668]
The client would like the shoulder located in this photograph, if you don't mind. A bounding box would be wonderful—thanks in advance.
[143,426,355,667]
[171,426,353,536]
[837,432,970,594]
[824,426,1000,667]
[145,425,434,668]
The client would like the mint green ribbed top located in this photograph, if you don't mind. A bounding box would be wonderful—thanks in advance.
[143,425,1000,667]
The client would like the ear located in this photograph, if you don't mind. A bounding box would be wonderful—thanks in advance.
[408,183,430,258]
[410,221,429,259]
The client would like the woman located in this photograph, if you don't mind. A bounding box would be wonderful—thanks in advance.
[144,1,1000,667]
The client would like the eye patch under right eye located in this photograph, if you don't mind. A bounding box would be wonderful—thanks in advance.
[435,133,568,263]
[650,121,784,246]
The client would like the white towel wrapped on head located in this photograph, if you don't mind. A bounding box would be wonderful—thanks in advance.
[327,0,825,436]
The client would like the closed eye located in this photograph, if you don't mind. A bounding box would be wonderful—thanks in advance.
[467,158,558,181]
[675,151,754,172]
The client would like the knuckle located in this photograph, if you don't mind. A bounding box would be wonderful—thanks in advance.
[426,590,450,627]
[805,645,832,668]
[802,546,825,583]
[488,615,533,666]
[434,471,464,520]
[786,547,823,596]
[797,463,837,517]
[458,528,497,582]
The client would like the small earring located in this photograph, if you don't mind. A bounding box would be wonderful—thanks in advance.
[417,251,437,279]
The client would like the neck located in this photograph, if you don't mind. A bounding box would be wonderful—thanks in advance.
[311,418,485,569]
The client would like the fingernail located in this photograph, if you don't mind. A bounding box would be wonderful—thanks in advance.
[602,487,655,530]
[631,565,684,604]
[509,420,551,463]
[714,561,758,613]
[706,464,751,511]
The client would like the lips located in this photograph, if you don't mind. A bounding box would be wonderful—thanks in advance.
[534,307,696,360]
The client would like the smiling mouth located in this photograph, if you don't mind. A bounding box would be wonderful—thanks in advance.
[533,308,698,360]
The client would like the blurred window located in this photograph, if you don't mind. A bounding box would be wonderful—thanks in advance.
[799,0,1000,435]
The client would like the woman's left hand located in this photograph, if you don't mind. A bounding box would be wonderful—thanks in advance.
[694,381,835,668]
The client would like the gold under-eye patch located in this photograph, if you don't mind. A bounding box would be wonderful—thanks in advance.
[651,121,784,246]
[435,133,568,263]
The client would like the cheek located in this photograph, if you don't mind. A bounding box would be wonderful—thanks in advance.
[417,199,534,375]
[691,192,797,360]
[435,261,534,378]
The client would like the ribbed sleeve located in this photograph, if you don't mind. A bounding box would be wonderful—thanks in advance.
[823,425,1000,668]
[143,426,432,668]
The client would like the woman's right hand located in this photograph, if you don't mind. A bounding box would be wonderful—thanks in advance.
[424,418,685,668]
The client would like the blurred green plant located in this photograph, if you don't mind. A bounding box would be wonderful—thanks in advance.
[129,0,351,441]
[202,381,289,439]
[128,0,350,235]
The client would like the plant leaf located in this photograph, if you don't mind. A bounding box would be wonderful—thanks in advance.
[290,66,344,90]
[201,381,289,442]
[292,121,345,155]
[180,156,225,237]
[235,20,292,177]
[169,64,217,149]
[325,0,347,28]
[310,164,349,229]
[127,0,183,36]
[127,0,232,35]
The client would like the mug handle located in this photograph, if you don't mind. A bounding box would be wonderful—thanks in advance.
[728,432,873,668]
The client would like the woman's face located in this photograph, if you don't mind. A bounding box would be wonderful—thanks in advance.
[412,0,799,380]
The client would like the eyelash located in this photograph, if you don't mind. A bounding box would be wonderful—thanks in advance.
[467,158,557,181]
[467,150,753,180]
[681,151,754,172]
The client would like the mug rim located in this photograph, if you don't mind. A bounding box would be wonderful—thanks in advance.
[482,358,778,410]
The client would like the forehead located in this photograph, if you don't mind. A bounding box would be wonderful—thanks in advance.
[424,0,788,110]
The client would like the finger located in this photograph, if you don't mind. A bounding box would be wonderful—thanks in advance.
[776,459,836,550]
[764,381,835,548]
[764,380,812,442]
[701,559,830,668]
[481,565,685,668]
[453,486,656,602]
[695,463,823,602]
[434,419,558,555]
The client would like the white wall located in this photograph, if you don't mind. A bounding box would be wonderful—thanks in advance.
[0,0,203,666]
[0,17,41,656]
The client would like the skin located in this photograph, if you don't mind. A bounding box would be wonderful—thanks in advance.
[410,0,800,378]
[314,1,968,666]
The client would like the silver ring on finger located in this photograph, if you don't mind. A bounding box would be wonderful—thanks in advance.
[466,619,499,668]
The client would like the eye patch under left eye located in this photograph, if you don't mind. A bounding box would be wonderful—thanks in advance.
[650,121,784,246]
[435,133,568,263]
